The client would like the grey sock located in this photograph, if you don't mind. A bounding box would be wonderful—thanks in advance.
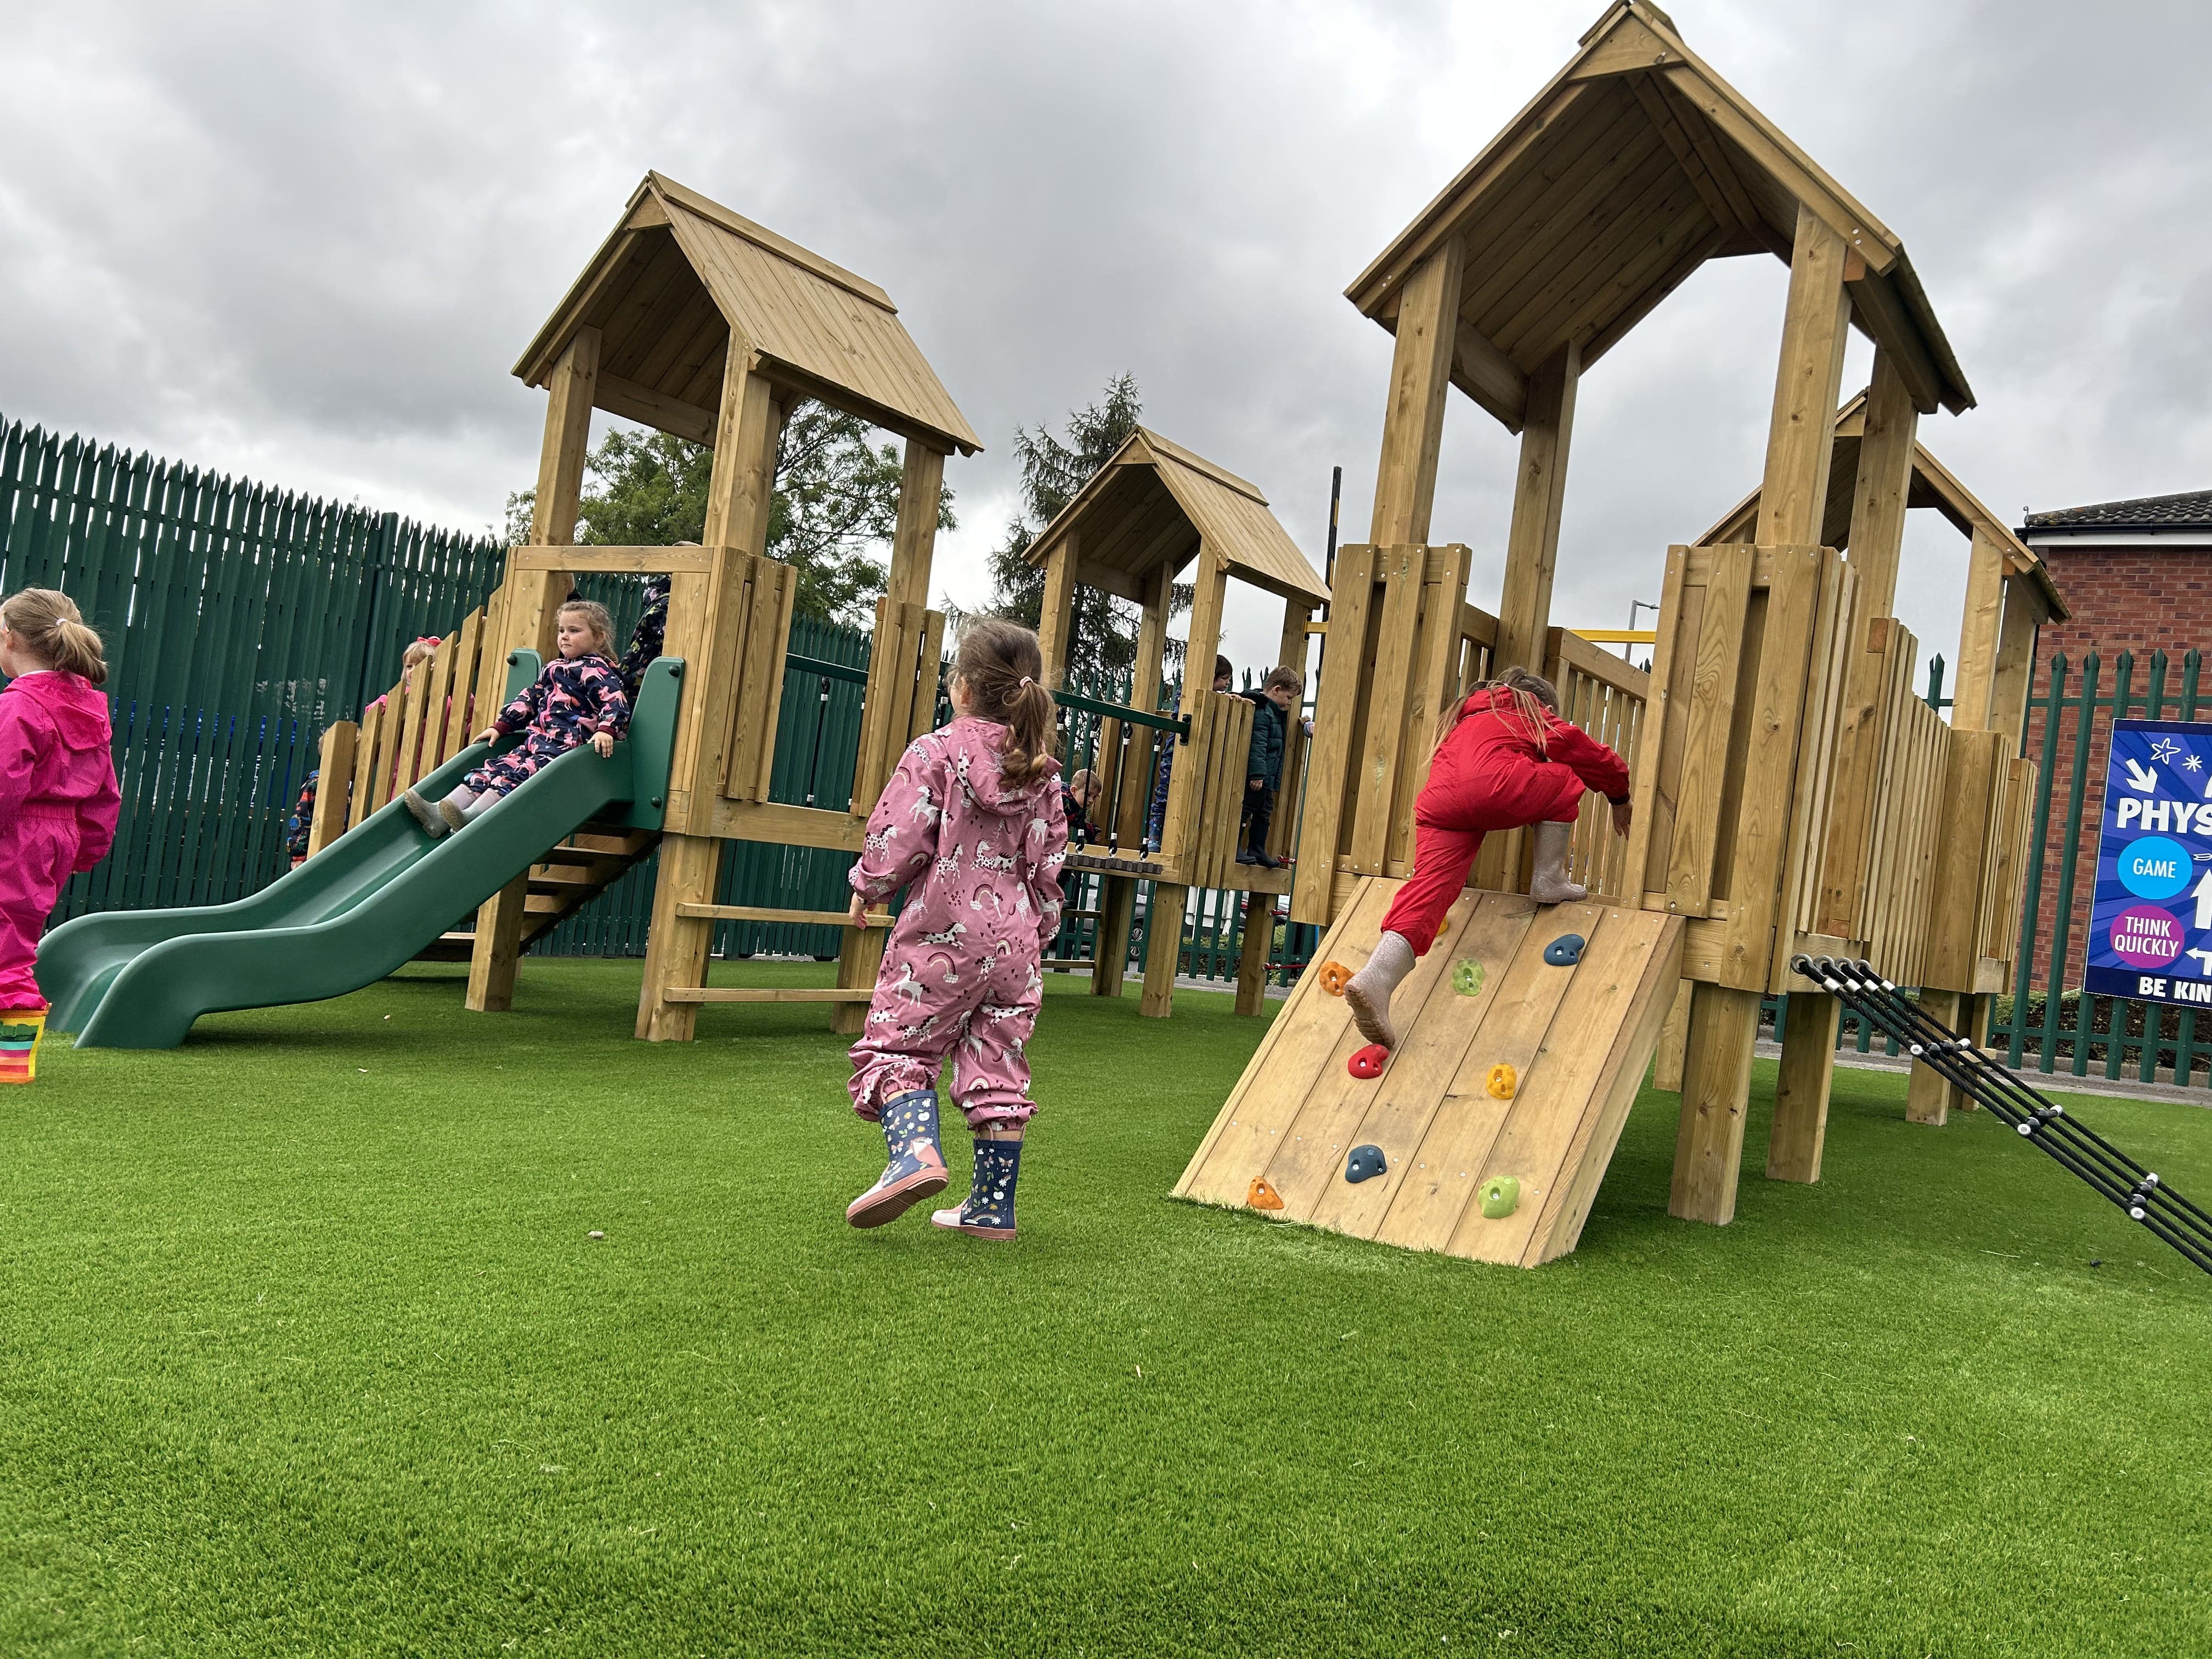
[1355,931,1415,994]
[1345,930,1417,1048]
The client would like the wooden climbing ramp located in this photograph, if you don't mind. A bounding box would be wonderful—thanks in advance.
[1175,879,1682,1267]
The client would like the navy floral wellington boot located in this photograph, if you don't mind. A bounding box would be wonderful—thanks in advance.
[846,1088,950,1228]
[931,1137,1022,1242]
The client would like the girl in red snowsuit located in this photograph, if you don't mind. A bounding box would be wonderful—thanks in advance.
[0,589,121,1080]
[1345,668,1630,1049]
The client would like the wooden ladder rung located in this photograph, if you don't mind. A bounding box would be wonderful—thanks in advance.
[659,987,876,1003]
[674,902,890,928]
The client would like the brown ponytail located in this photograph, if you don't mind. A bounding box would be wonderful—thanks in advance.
[2,588,108,685]
[1434,665,1557,755]
[953,617,1057,786]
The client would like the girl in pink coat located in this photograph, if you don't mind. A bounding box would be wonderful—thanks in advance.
[0,589,121,1080]
[843,618,1068,1242]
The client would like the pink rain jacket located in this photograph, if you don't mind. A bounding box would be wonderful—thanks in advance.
[0,671,121,1007]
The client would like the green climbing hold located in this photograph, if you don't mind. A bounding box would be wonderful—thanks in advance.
[1479,1176,1521,1220]
[1451,958,1486,997]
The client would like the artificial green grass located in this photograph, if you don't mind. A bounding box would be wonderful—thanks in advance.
[3,958,2209,1657]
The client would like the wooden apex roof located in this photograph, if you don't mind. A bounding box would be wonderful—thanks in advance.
[513,172,980,456]
[1024,428,1330,607]
[1697,390,2067,622]
[1347,2,1972,433]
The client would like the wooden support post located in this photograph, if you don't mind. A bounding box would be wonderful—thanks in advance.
[1770,349,1915,1170]
[1493,341,1579,674]
[1768,992,1839,1182]
[467,326,600,1013]
[636,834,726,1042]
[832,927,889,1036]
[1905,988,1965,1125]
[466,873,531,1014]
[1674,203,1850,1223]
[885,441,945,615]
[1654,979,1691,1091]
[1842,349,1918,616]
[1092,876,1135,999]
[1158,549,1229,867]
[637,353,785,1039]
[1036,539,1080,687]
[1988,585,2040,746]
[1369,238,1466,545]
[1670,982,1760,1225]
[1140,883,1187,1019]
[1234,890,1274,1017]
[1754,210,1854,550]
[1950,527,2008,731]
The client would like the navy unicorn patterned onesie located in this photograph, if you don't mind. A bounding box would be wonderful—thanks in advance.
[465,653,631,799]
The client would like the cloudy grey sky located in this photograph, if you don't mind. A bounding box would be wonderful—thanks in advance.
[3,0,2208,678]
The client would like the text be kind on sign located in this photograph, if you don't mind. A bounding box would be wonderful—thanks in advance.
[2089,718,2212,1008]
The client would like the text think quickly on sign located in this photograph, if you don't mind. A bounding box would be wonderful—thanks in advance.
[2088,718,2212,1008]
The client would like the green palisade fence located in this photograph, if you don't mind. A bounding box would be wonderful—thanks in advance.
[1,409,1321,997]
[0,414,505,926]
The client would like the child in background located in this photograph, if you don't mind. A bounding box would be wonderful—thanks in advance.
[1345,667,1631,1050]
[842,618,1068,1242]
[1237,665,1304,868]
[1062,766,1100,847]
[290,635,447,868]
[0,589,121,1081]
[402,601,628,837]
[1146,654,1233,850]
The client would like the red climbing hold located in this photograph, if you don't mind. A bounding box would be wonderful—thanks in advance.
[1347,1043,1389,1080]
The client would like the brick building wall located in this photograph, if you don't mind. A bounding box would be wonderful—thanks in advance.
[2023,543,2212,988]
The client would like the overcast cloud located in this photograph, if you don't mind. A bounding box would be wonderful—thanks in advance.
[3,0,2207,678]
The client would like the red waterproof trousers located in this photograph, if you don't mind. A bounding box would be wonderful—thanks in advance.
[1379,689,1629,955]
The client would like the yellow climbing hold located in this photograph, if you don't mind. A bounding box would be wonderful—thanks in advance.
[1486,1062,1517,1100]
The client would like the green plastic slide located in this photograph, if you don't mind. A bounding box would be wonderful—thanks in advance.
[40,655,683,1050]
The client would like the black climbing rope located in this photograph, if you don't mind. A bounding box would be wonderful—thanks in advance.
[1793,955,2212,1276]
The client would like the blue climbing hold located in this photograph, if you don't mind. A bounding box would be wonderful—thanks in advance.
[1346,1144,1386,1183]
[1543,933,1586,967]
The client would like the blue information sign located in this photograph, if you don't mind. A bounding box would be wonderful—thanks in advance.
[2087,718,2212,1007]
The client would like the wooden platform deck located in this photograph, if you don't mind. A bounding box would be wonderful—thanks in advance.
[1174,878,1683,1267]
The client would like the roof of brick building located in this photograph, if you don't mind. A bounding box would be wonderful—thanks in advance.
[2024,490,2212,532]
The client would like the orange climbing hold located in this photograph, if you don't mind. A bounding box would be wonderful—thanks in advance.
[1318,961,1352,996]
[1247,1176,1285,1211]
[1486,1062,1517,1099]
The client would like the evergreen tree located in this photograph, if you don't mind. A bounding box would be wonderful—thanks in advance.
[504,400,952,628]
[962,374,1171,692]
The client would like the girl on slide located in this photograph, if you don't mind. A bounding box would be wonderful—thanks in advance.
[0,588,121,1081]
[841,618,1068,1242]
[402,600,628,836]
[1345,667,1632,1050]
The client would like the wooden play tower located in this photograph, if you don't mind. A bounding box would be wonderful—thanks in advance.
[1024,427,1330,1018]
[478,172,978,1040]
[1235,0,2051,1243]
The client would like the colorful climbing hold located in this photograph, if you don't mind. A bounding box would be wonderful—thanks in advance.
[1318,961,1352,996]
[1451,958,1486,997]
[1347,1043,1389,1080]
[1247,1176,1285,1211]
[1345,1144,1386,1183]
[1543,933,1585,967]
[1479,1175,1521,1219]
[1486,1062,1517,1099]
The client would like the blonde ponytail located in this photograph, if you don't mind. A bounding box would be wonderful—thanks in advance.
[953,617,1057,786]
[2,588,108,685]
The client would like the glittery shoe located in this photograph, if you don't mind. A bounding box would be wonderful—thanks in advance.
[402,787,450,838]
[846,1088,949,1228]
[930,1137,1022,1241]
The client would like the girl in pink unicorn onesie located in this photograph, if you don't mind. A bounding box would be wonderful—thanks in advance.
[843,618,1068,1242]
